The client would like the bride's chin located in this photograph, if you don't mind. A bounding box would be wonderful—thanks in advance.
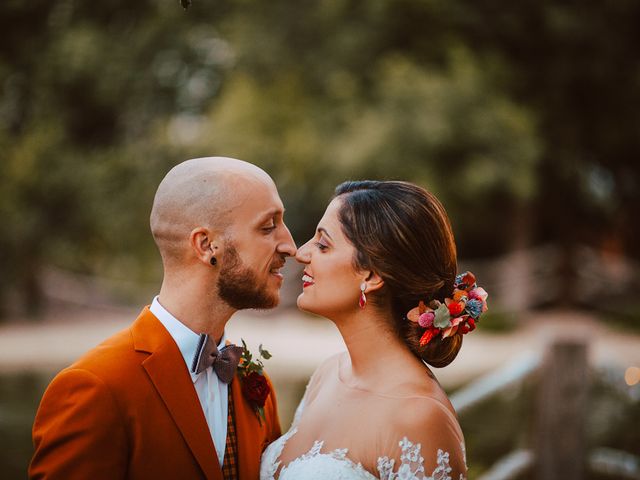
[296,294,315,313]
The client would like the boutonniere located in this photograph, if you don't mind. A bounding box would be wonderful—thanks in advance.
[237,339,272,425]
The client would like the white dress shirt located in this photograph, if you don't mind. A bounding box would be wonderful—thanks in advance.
[150,296,229,466]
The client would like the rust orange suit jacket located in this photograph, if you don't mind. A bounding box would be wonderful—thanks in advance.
[29,307,281,480]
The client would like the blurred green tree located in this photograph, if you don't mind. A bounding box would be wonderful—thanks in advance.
[194,47,540,256]
[1,0,638,316]
[449,1,640,301]
[0,0,231,314]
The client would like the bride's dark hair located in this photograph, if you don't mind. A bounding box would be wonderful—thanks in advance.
[334,180,461,368]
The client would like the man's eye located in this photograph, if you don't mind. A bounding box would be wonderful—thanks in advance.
[262,225,276,233]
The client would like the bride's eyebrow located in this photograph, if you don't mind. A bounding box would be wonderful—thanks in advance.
[317,227,333,241]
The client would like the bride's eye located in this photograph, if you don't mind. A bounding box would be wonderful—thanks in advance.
[314,241,329,251]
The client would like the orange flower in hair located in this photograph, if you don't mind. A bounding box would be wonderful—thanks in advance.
[407,271,488,347]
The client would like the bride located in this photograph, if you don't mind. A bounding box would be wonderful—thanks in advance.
[261,180,488,480]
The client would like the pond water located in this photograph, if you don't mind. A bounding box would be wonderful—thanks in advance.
[0,371,54,479]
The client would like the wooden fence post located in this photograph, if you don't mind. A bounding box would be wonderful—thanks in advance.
[535,339,589,480]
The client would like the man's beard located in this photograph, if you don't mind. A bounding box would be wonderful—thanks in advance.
[217,244,279,310]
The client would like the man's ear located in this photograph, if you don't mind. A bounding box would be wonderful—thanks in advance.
[363,270,385,293]
[189,227,222,266]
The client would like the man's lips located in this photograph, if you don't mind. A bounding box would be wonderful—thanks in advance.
[302,273,314,288]
[269,262,285,279]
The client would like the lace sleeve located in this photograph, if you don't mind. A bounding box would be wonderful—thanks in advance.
[377,437,466,480]
[375,398,467,480]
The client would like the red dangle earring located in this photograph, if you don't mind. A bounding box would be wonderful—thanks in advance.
[358,282,367,309]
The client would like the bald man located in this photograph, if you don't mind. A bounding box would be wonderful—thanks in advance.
[30,158,297,480]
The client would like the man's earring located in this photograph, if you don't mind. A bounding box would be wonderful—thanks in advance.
[209,245,218,266]
[358,282,367,309]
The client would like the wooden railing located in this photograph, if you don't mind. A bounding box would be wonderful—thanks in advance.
[451,340,640,480]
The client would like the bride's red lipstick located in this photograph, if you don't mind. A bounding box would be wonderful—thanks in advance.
[302,271,314,288]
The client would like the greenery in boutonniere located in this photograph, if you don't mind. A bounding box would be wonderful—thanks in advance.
[237,339,272,425]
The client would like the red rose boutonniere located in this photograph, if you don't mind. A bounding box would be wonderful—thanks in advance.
[237,339,272,425]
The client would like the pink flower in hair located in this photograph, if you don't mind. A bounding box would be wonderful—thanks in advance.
[418,312,435,328]
[469,287,488,303]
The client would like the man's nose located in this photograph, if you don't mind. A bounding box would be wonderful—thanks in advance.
[278,224,297,257]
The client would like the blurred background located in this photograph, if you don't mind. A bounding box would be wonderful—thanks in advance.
[0,0,639,478]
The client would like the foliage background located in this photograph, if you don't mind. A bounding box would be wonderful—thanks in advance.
[2,0,639,316]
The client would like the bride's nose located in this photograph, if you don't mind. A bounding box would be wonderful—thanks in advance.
[295,241,312,264]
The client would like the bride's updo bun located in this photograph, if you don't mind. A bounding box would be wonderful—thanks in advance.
[334,180,461,368]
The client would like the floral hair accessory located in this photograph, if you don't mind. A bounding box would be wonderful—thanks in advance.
[406,271,488,347]
[237,339,272,425]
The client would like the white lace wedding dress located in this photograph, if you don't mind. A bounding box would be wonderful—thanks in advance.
[260,354,467,480]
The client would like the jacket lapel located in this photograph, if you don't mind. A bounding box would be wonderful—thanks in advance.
[132,308,222,480]
[231,374,266,480]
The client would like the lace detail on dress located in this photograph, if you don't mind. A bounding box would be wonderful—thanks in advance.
[277,440,373,479]
[301,440,324,460]
[261,433,467,480]
[300,440,350,464]
[259,426,299,480]
[377,437,465,480]
[260,396,310,479]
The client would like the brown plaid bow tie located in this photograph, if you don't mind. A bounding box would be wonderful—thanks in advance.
[190,334,243,383]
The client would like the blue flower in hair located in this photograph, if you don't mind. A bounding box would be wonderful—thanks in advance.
[465,299,483,319]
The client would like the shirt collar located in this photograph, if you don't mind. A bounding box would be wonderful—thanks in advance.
[150,296,226,382]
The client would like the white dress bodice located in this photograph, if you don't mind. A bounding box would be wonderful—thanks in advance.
[261,379,467,480]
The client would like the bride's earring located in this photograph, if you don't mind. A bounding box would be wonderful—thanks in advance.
[358,282,367,309]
